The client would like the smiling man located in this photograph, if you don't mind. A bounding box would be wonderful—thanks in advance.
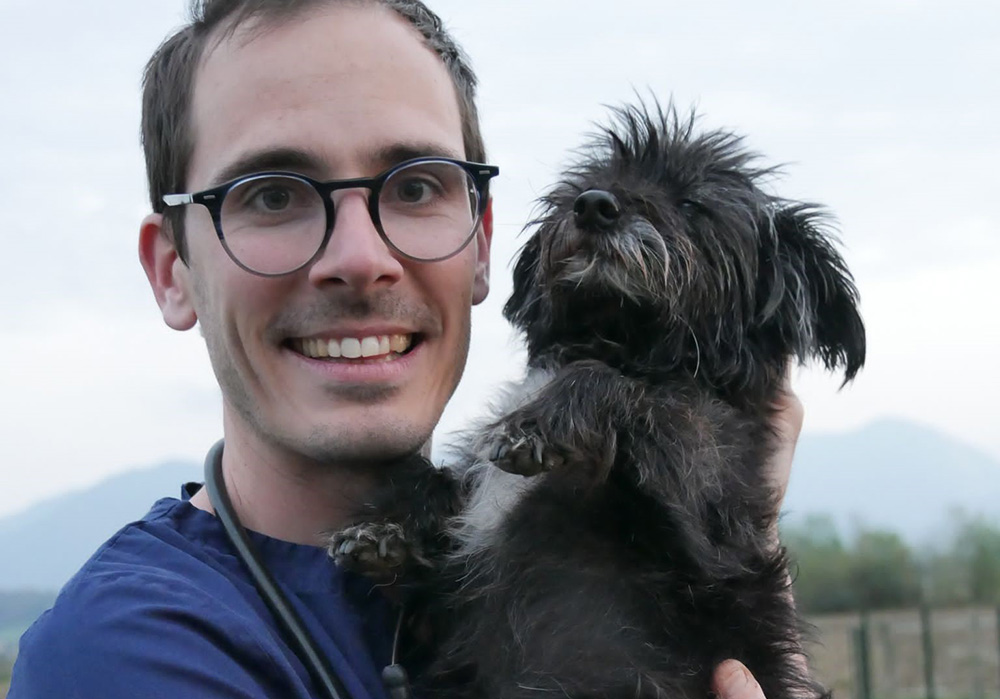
[9,1,799,697]
[147,3,494,545]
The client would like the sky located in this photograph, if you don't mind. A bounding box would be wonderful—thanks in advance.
[0,0,997,518]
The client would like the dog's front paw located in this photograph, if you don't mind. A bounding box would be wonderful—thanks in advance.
[485,422,565,477]
[328,522,410,579]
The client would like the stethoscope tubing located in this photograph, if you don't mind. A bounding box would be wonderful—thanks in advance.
[204,439,349,699]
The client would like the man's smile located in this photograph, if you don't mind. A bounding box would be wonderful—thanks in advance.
[291,333,416,361]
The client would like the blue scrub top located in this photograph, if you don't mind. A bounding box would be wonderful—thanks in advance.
[9,485,397,699]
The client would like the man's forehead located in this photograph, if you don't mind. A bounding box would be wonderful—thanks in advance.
[197,2,391,76]
[202,1,370,58]
[186,2,465,187]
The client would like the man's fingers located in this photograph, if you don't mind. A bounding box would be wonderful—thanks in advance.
[712,660,766,699]
[765,362,804,508]
[773,360,805,440]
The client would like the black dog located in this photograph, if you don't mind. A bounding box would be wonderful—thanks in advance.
[331,101,865,699]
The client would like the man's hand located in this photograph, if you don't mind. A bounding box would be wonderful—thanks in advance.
[713,660,766,699]
[765,367,804,544]
[710,371,807,699]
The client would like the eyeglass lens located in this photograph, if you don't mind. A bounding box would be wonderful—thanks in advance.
[218,160,480,275]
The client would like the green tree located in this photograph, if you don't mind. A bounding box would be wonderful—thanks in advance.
[848,527,922,609]
[921,511,1000,606]
[951,513,1000,604]
[783,514,855,613]
[783,517,924,612]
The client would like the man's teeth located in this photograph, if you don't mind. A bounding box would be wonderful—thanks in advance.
[299,334,412,359]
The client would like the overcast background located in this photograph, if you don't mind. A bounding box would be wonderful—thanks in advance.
[0,0,997,518]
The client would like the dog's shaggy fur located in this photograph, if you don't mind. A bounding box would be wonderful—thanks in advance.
[330,101,866,699]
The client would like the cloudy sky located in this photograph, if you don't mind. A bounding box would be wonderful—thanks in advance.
[1,0,997,518]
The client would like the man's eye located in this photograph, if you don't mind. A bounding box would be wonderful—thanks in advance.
[255,187,292,211]
[226,177,317,225]
[394,178,437,204]
[231,177,315,214]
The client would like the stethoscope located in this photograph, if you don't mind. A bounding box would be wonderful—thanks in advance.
[203,439,412,699]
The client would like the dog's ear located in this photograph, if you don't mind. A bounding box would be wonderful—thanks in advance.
[503,232,547,335]
[757,205,866,383]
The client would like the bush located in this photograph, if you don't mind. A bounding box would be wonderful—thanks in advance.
[782,512,1000,613]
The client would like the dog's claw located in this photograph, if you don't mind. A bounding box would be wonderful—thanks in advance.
[328,522,409,578]
[490,440,509,462]
[485,426,564,477]
[532,439,545,465]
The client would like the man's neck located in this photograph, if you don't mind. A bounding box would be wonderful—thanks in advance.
[189,415,382,547]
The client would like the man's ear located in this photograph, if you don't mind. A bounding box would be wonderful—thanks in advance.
[138,213,198,331]
[472,198,493,305]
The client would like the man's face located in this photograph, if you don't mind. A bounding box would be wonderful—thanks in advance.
[169,4,491,465]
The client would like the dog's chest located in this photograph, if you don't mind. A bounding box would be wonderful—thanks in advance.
[450,366,557,554]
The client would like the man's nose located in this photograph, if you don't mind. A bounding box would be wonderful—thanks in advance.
[306,191,404,290]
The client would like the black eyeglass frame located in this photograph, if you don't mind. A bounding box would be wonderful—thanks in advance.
[162,156,500,277]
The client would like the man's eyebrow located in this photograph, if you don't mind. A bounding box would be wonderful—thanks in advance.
[209,142,466,188]
[212,148,324,186]
[366,142,466,169]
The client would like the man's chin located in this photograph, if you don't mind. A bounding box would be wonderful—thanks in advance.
[296,422,432,469]
[319,382,400,405]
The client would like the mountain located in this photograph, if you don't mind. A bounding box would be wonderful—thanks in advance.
[0,420,998,593]
[0,591,56,648]
[0,460,200,591]
[781,418,1000,543]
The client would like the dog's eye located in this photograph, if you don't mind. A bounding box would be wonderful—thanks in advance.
[680,199,702,215]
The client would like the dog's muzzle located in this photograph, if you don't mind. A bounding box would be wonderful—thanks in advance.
[545,190,671,305]
[573,190,621,233]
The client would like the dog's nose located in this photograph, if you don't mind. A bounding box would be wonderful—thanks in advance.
[573,190,621,232]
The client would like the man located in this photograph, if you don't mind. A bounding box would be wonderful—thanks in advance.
[9,1,800,697]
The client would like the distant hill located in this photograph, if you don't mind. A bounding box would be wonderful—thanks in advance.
[0,460,199,592]
[0,591,56,649]
[0,420,998,594]
[781,418,1000,543]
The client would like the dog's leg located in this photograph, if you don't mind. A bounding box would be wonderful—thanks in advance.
[484,360,778,571]
[327,455,464,583]
[484,360,633,482]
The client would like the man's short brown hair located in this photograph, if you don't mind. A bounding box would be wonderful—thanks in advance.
[141,0,486,261]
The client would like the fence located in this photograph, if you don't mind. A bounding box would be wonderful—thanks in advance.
[809,607,1000,699]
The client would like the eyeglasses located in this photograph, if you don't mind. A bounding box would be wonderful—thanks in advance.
[162,157,500,277]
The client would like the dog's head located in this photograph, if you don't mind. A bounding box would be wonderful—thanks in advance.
[505,101,865,402]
